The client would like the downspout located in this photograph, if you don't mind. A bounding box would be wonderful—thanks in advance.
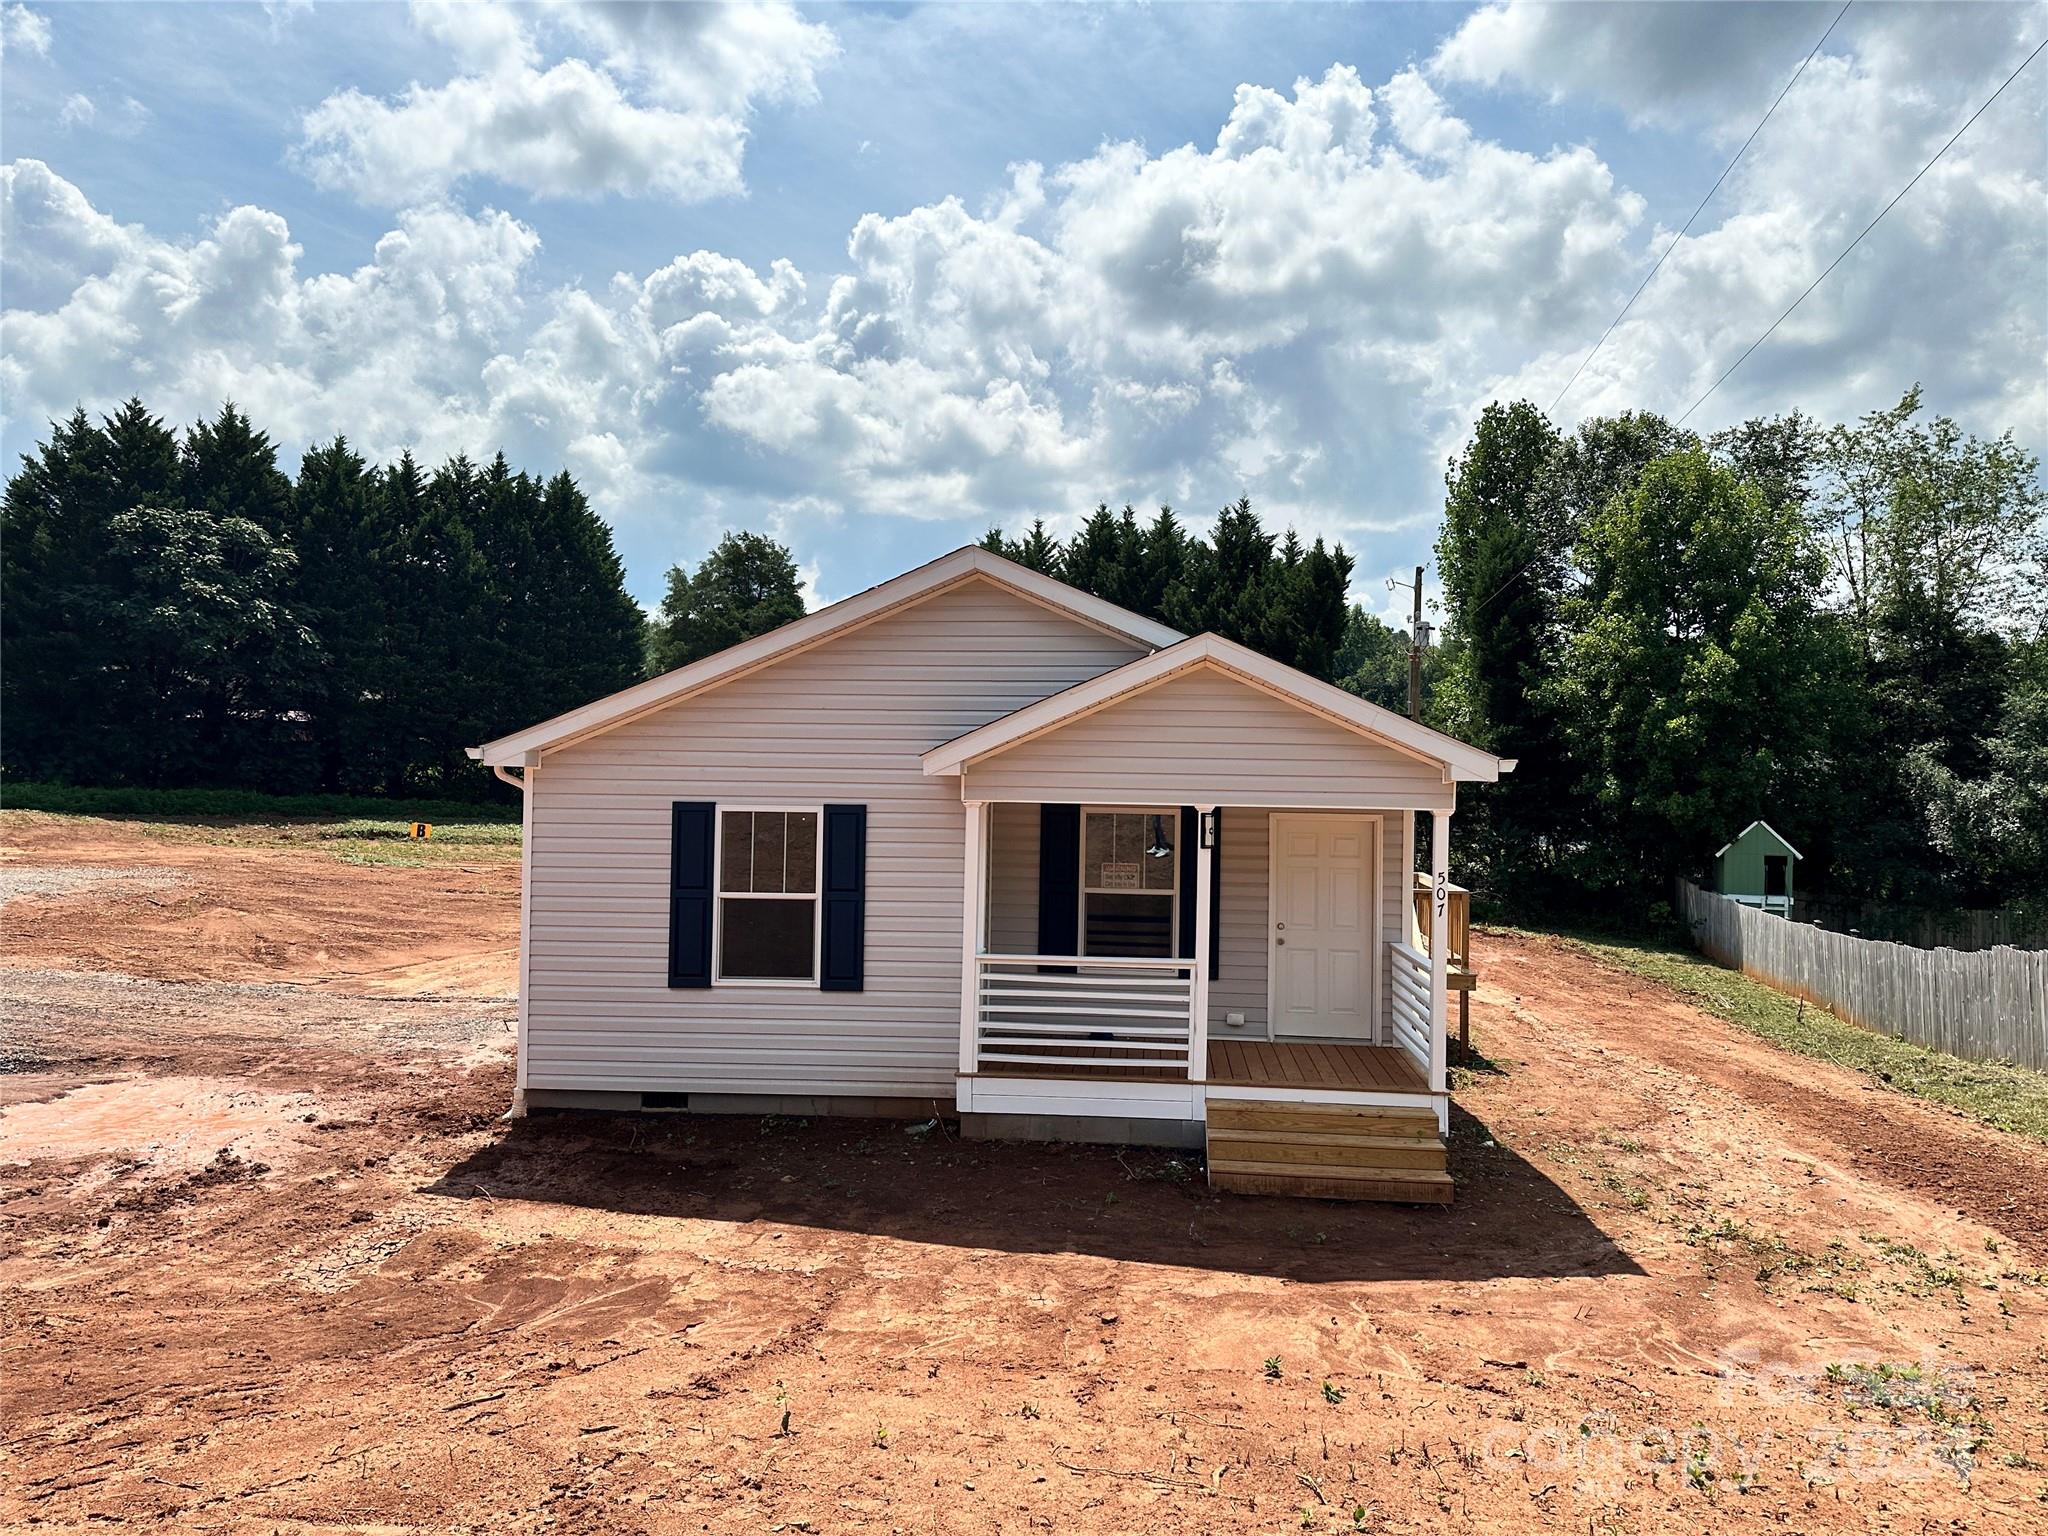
[489,757,533,1119]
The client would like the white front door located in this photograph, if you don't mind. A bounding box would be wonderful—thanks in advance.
[1269,814,1378,1040]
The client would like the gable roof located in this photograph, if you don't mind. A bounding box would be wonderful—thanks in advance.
[468,546,1182,766]
[920,631,1513,783]
[1715,819,1804,860]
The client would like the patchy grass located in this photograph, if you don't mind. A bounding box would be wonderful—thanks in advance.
[1,781,518,823]
[1,805,521,868]
[1497,927,2048,1145]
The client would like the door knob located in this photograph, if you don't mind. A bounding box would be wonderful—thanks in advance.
[1275,922,1286,930]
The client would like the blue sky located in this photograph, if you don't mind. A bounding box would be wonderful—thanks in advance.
[4,1,2043,619]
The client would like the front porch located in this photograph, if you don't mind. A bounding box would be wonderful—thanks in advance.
[916,635,1510,1201]
[949,803,1461,1201]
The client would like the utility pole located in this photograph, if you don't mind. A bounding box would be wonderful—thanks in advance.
[1388,565,1426,720]
[1407,563,1423,721]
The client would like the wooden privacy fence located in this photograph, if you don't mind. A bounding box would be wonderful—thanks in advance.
[1790,894,2048,954]
[1676,880,2048,1072]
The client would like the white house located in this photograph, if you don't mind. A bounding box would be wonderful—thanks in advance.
[470,547,1515,1202]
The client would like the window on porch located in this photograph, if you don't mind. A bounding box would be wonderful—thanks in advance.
[1081,808,1177,958]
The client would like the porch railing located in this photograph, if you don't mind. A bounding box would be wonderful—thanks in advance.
[1388,940,1432,1077]
[1411,872,1471,968]
[972,954,1196,1076]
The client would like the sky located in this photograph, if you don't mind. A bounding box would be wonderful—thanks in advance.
[3,1,2044,621]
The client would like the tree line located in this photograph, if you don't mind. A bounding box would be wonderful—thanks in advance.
[3,400,645,798]
[979,499,1358,682]
[1431,387,2045,915]
[8,388,2039,922]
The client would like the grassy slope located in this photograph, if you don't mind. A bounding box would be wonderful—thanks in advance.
[1499,927,2048,1145]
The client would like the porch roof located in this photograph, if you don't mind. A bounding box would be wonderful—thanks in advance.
[921,632,1513,791]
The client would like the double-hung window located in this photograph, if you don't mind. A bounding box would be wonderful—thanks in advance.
[716,808,820,983]
[1081,807,1177,958]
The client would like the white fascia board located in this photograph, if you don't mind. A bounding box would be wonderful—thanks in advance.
[920,632,1509,782]
[469,546,1183,766]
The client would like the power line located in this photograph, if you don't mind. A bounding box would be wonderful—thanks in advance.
[1551,1,1854,412]
[1678,32,2048,426]
[1471,22,2043,620]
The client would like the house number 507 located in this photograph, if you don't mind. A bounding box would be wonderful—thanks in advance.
[1434,871,1448,920]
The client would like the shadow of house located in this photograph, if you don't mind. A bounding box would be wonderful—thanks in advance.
[423,1105,1640,1285]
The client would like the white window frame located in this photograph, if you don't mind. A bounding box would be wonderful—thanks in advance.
[1078,804,1180,958]
[712,803,825,988]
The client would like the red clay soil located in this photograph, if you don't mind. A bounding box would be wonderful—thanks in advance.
[0,811,518,996]
[3,816,2046,1534]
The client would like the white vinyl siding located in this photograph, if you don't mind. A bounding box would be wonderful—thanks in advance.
[524,578,1148,1097]
[1210,807,1270,1036]
[959,667,1456,810]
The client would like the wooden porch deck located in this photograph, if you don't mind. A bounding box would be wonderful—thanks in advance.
[1208,1038,1427,1094]
[974,1038,1429,1094]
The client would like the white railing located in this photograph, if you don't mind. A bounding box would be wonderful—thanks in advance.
[972,954,1196,1076]
[1389,940,1432,1076]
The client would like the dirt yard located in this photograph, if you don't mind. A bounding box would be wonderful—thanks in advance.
[4,813,2047,1534]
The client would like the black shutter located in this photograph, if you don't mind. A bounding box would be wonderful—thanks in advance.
[820,804,867,991]
[668,801,715,988]
[1208,809,1222,981]
[1178,807,1198,960]
[1038,804,1080,960]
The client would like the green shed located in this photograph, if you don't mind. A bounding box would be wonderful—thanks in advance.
[1714,820,1801,915]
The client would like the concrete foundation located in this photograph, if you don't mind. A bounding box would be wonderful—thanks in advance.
[960,1112,1204,1151]
[522,1088,948,1120]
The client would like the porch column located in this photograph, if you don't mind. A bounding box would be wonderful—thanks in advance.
[959,800,988,1075]
[1428,808,1451,1126]
[1190,804,1215,1084]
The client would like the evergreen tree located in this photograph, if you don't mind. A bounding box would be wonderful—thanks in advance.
[292,437,391,789]
[529,471,645,711]
[1134,507,1190,624]
[1290,537,1353,682]
[1177,496,1274,642]
[379,455,493,791]
[180,402,294,535]
[1061,504,1141,609]
[1011,517,1063,575]
[2,402,179,782]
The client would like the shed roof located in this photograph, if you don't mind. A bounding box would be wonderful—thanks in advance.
[1714,819,1804,860]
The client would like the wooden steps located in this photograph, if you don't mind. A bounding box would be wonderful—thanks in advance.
[1205,1099,1452,1204]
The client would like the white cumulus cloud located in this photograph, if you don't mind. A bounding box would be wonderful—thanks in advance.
[5,20,2040,599]
[295,0,836,206]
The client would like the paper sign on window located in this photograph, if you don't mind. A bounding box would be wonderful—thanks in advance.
[1098,861,1141,890]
